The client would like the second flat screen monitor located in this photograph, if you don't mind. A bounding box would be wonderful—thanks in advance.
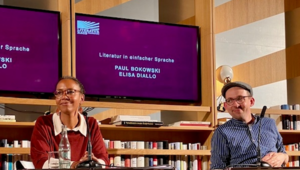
[75,13,201,102]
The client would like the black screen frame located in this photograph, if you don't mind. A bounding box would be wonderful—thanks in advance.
[0,5,62,99]
[75,13,202,105]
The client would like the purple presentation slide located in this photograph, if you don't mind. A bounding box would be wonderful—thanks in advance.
[0,6,60,93]
[76,14,200,101]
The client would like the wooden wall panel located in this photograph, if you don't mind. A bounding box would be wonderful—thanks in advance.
[248,0,283,23]
[232,50,286,88]
[195,0,215,123]
[58,0,73,76]
[4,0,58,10]
[284,0,300,12]
[285,0,300,105]
[216,51,287,97]
[75,0,130,14]
[285,7,300,48]
[215,0,284,34]
[286,43,300,79]
[177,16,195,26]
[159,0,195,23]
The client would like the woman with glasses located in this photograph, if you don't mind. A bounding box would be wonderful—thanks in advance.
[30,76,109,169]
[210,81,288,169]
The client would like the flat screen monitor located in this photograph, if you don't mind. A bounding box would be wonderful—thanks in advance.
[75,13,201,103]
[0,5,61,96]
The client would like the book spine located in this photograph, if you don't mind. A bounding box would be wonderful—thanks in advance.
[131,155,137,167]
[153,156,157,166]
[114,141,121,149]
[175,155,180,170]
[114,155,121,166]
[125,155,131,167]
[281,104,290,129]
[121,156,125,167]
[144,156,149,167]
[137,141,144,149]
[109,155,114,166]
[137,156,144,167]
[202,156,208,170]
[130,141,137,149]
[149,156,153,166]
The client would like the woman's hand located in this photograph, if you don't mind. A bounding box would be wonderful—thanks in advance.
[70,151,99,169]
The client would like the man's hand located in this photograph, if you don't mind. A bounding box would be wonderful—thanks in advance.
[262,152,288,167]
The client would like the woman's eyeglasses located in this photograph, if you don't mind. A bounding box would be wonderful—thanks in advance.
[54,89,81,98]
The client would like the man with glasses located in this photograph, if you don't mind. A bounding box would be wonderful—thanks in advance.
[210,81,288,169]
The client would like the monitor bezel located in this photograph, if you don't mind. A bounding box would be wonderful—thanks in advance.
[75,13,201,105]
[0,5,62,99]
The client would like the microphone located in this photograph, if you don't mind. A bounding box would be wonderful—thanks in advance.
[257,106,270,167]
[77,111,102,169]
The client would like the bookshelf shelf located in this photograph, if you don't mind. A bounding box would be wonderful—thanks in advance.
[107,149,211,155]
[0,148,212,155]
[0,147,30,154]
[0,122,35,127]
[0,97,56,106]
[0,122,214,132]
[279,130,300,134]
[0,97,210,112]
[100,125,214,131]
[286,151,300,156]
[252,108,300,115]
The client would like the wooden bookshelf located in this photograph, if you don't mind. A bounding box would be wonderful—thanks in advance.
[252,108,300,115]
[0,122,35,127]
[0,148,211,155]
[1,148,299,157]
[0,97,210,112]
[99,124,214,131]
[0,122,214,131]
[0,97,55,106]
[107,149,211,155]
[279,130,300,134]
[286,151,300,156]
[0,147,30,154]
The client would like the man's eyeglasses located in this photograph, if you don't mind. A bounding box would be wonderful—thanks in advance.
[225,96,251,105]
[54,89,81,98]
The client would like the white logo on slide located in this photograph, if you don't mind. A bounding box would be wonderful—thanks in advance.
[77,20,99,35]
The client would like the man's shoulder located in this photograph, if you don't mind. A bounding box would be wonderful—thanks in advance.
[215,120,234,131]
[260,116,276,123]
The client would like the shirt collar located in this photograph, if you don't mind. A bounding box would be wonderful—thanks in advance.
[230,114,258,126]
[53,112,87,137]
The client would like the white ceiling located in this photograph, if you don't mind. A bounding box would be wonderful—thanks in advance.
[215,0,231,7]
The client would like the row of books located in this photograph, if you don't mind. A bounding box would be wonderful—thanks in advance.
[0,140,31,148]
[104,140,168,149]
[281,115,300,130]
[284,143,299,167]
[108,155,208,170]
[0,154,31,170]
[103,140,207,150]
[268,105,300,130]
[1,139,31,170]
